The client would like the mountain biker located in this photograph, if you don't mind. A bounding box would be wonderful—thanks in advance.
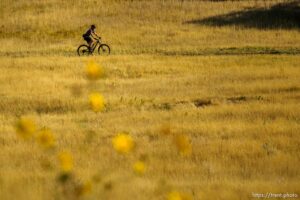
[82,25,100,51]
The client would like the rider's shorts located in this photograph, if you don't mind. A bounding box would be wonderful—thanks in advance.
[84,36,92,43]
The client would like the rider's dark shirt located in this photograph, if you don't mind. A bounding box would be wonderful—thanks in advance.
[83,29,94,37]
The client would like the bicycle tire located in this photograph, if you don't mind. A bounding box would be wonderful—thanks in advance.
[98,44,110,55]
[77,45,91,56]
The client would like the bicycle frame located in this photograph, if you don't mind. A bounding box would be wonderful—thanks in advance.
[90,39,101,53]
[77,37,110,56]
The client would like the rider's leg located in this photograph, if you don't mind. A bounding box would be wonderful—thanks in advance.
[84,37,92,52]
[88,40,93,51]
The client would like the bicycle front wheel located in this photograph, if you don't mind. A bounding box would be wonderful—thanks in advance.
[77,45,91,56]
[98,44,110,55]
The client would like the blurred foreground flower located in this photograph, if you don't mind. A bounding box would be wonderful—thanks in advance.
[76,181,93,197]
[15,117,36,139]
[58,151,73,173]
[86,60,104,80]
[112,133,135,154]
[167,191,192,200]
[173,134,192,156]
[89,92,105,112]
[133,161,146,175]
[36,129,56,149]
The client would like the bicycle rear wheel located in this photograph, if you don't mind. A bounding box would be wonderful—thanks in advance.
[77,45,91,56]
[98,44,110,55]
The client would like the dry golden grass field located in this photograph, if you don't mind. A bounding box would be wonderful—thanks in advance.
[0,0,300,200]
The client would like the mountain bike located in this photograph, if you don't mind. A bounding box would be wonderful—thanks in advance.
[77,37,110,56]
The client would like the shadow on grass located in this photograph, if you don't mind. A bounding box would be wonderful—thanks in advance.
[186,1,300,30]
[156,47,300,56]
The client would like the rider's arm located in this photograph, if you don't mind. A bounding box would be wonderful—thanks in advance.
[92,31,100,39]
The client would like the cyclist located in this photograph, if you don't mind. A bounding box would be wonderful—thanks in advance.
[82,25,100,51]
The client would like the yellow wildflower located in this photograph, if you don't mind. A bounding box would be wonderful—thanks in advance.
[76,181,93,196]
[89,92,105,112]
[58,151,73,173]
[112,133,134,154]
[36,129,55,149]
[133,161,146,175]
[167,191,192,200]
[168,191,182,200]
[15,117,36,139]
[173,134,192,156]
[86,60,104,80]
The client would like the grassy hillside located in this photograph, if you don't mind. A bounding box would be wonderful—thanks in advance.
[0,0,299,200]
[0,0,299,55]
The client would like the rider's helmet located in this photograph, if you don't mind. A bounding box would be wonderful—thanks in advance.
[91,24,96,30]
